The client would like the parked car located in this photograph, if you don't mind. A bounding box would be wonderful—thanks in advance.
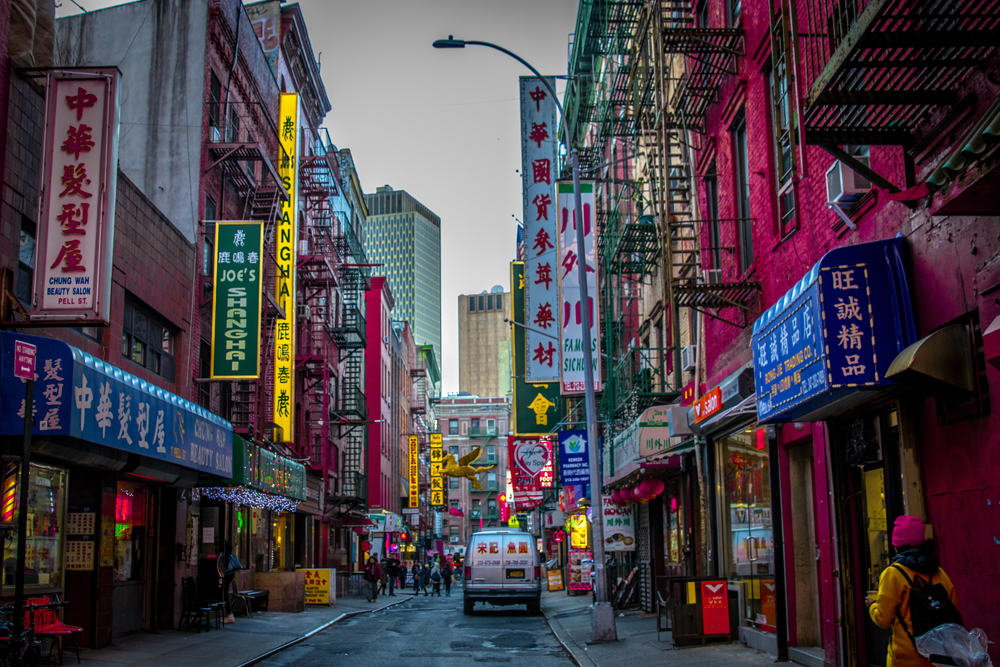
[463,530,541,615]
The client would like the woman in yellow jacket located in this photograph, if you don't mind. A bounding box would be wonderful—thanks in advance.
[867,515,960,667]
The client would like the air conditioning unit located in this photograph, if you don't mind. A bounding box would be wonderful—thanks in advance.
[298,239,310,256]
[680,344,696,372]
[826,157,872,206]
[297,304,311,320]
[449,536,460,543]
[702,269,722,285]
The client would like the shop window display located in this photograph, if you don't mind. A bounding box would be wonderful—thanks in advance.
[716,430,775,632]
[663,483,684,564]
[1,464,67,590]
[114,481,148,582]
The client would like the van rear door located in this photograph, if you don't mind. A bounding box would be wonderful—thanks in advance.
[501,533,535,585]
[468,533,504,587]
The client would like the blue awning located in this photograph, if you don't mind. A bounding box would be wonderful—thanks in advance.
[0,331,233,477]
[751,237,917,423]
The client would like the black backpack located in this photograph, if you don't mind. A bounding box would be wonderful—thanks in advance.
[890,564,963,644]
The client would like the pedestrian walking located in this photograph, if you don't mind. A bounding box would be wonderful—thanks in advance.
[867,515,961,667]
[411,562,422,595]
[363,556,382,603]
[430,563,443,596]
[441,559,453,596]
[215,539,241,624]
[419,563,431,596]
[385,554,400,596]
[378,557,389,596]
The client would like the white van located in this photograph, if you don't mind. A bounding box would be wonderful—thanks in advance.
[463,530,541,615]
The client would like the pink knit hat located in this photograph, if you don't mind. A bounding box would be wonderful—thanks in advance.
[892,515,926,547]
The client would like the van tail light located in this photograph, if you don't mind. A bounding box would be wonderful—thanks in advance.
[534,566,540,579]
[465,566,471,579]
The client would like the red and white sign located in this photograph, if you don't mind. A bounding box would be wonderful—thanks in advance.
[521,77,560,382]
[556,181,601,394]
[32,69,120,324]
[701,581,729,635]
[693,386,723,424]
[508,436,551,509]
[13,341,36,380]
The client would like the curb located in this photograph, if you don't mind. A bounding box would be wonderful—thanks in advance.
[541,606,598,667]
[234,596,411,667]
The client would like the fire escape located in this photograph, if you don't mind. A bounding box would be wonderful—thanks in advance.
[202,87,288,436]
[296,129,341,487]
[797,0,1000,152]
[329,181,370,508]
[652,0,760,342]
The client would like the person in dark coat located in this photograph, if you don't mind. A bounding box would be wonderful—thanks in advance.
[411,562,422,595]
[441,559,453,596]
[363,556,382,602]
[419,563,431,596]
[385,554,400,596]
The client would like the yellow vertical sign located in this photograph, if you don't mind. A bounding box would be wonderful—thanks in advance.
[408,435,419,509]
[274,93,299,442]
[430,433,444,506]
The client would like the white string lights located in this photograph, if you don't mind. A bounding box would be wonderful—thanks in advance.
[196,486,300,514]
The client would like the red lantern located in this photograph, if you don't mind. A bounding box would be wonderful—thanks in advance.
[611,489,622,505]
[650,479,665,497]
[630,486,644,503]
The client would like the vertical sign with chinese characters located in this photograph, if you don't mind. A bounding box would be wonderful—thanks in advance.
[556,181,601,394]
[430,433,444,506]
[520,77,560,382]
[32,69,121,323]
[511,262,564,435]
[211,222,264,378]
[820,264,878,388]
[408,435,419,509]
[273,93,299,442]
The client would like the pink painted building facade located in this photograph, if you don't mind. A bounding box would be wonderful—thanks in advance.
[365,276,395,513]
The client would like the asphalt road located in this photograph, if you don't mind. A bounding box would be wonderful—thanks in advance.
[258,587,573,667]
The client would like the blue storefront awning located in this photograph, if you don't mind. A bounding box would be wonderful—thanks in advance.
[0,331,233,477]
[751,237,917,423]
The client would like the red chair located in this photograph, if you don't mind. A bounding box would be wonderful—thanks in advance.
[26,596,81,665]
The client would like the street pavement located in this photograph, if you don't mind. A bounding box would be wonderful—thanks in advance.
[71,593,409,667]
[541,589,776,667]
[258,587,571,667]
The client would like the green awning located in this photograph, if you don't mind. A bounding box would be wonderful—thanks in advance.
[926,99,1000,193]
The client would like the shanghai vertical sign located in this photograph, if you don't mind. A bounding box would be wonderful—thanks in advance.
[520,77,560,382]
[211,222,264,378]
[273,93,299,442]
[408,435,419,509]
[557,181,601,394]
[32,69,121,324]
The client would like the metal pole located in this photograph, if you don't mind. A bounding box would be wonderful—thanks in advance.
[14,379,33,636]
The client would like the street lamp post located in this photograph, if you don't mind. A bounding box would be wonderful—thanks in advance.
[434,36,617,642]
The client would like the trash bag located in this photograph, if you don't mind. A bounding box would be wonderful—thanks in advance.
[915,624,992,667]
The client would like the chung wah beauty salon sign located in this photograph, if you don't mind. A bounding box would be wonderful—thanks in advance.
[32,69,121,324]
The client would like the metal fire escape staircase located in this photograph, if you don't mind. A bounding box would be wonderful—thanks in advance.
[202,101,289,436]
[653,0,760,329]
[329,202,370,507]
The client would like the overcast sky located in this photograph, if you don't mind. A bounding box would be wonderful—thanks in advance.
[57,0,578,395]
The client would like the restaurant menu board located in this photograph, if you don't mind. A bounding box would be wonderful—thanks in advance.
[547,569,564,592]
[568,549,592,592]
[65,539,94,571]
[66,512,96,535]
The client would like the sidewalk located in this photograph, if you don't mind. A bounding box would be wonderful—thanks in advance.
[72,594,410,667]
[541,590,776,667]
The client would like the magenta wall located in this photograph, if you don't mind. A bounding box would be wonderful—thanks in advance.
[365,277,394,510]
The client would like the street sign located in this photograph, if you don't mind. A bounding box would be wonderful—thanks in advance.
[13,341,36,380]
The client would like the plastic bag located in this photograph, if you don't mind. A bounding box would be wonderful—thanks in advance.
[915,624,992,667]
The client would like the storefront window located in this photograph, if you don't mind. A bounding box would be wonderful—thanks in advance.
[717,429,775,632]
[2,464,67,590]
[114,481,148,582]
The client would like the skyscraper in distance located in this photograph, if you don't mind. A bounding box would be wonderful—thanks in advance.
[364,186,442,378]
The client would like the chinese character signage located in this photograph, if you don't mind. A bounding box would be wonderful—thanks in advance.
[297,568,332,605]
[0,332,233,476]
[430,433,444,506]
[556,181,601,394]
[520,77,560,382]
[557,429,589,486]
[602,497,635,551]
[273,93,299,442]
[511,262,564,435]
[752,237,917,423]
[32,69,121,324]
[211,222,264,378]
[408,435,419,509]
[508,436,551,510]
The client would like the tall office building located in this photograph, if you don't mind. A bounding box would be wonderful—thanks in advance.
[458,287,512,398]
[364,186,442,375]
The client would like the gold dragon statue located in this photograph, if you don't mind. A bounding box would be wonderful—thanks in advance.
[441,446,496,490]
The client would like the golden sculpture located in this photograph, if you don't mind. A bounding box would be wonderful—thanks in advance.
[442,446,496,490]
